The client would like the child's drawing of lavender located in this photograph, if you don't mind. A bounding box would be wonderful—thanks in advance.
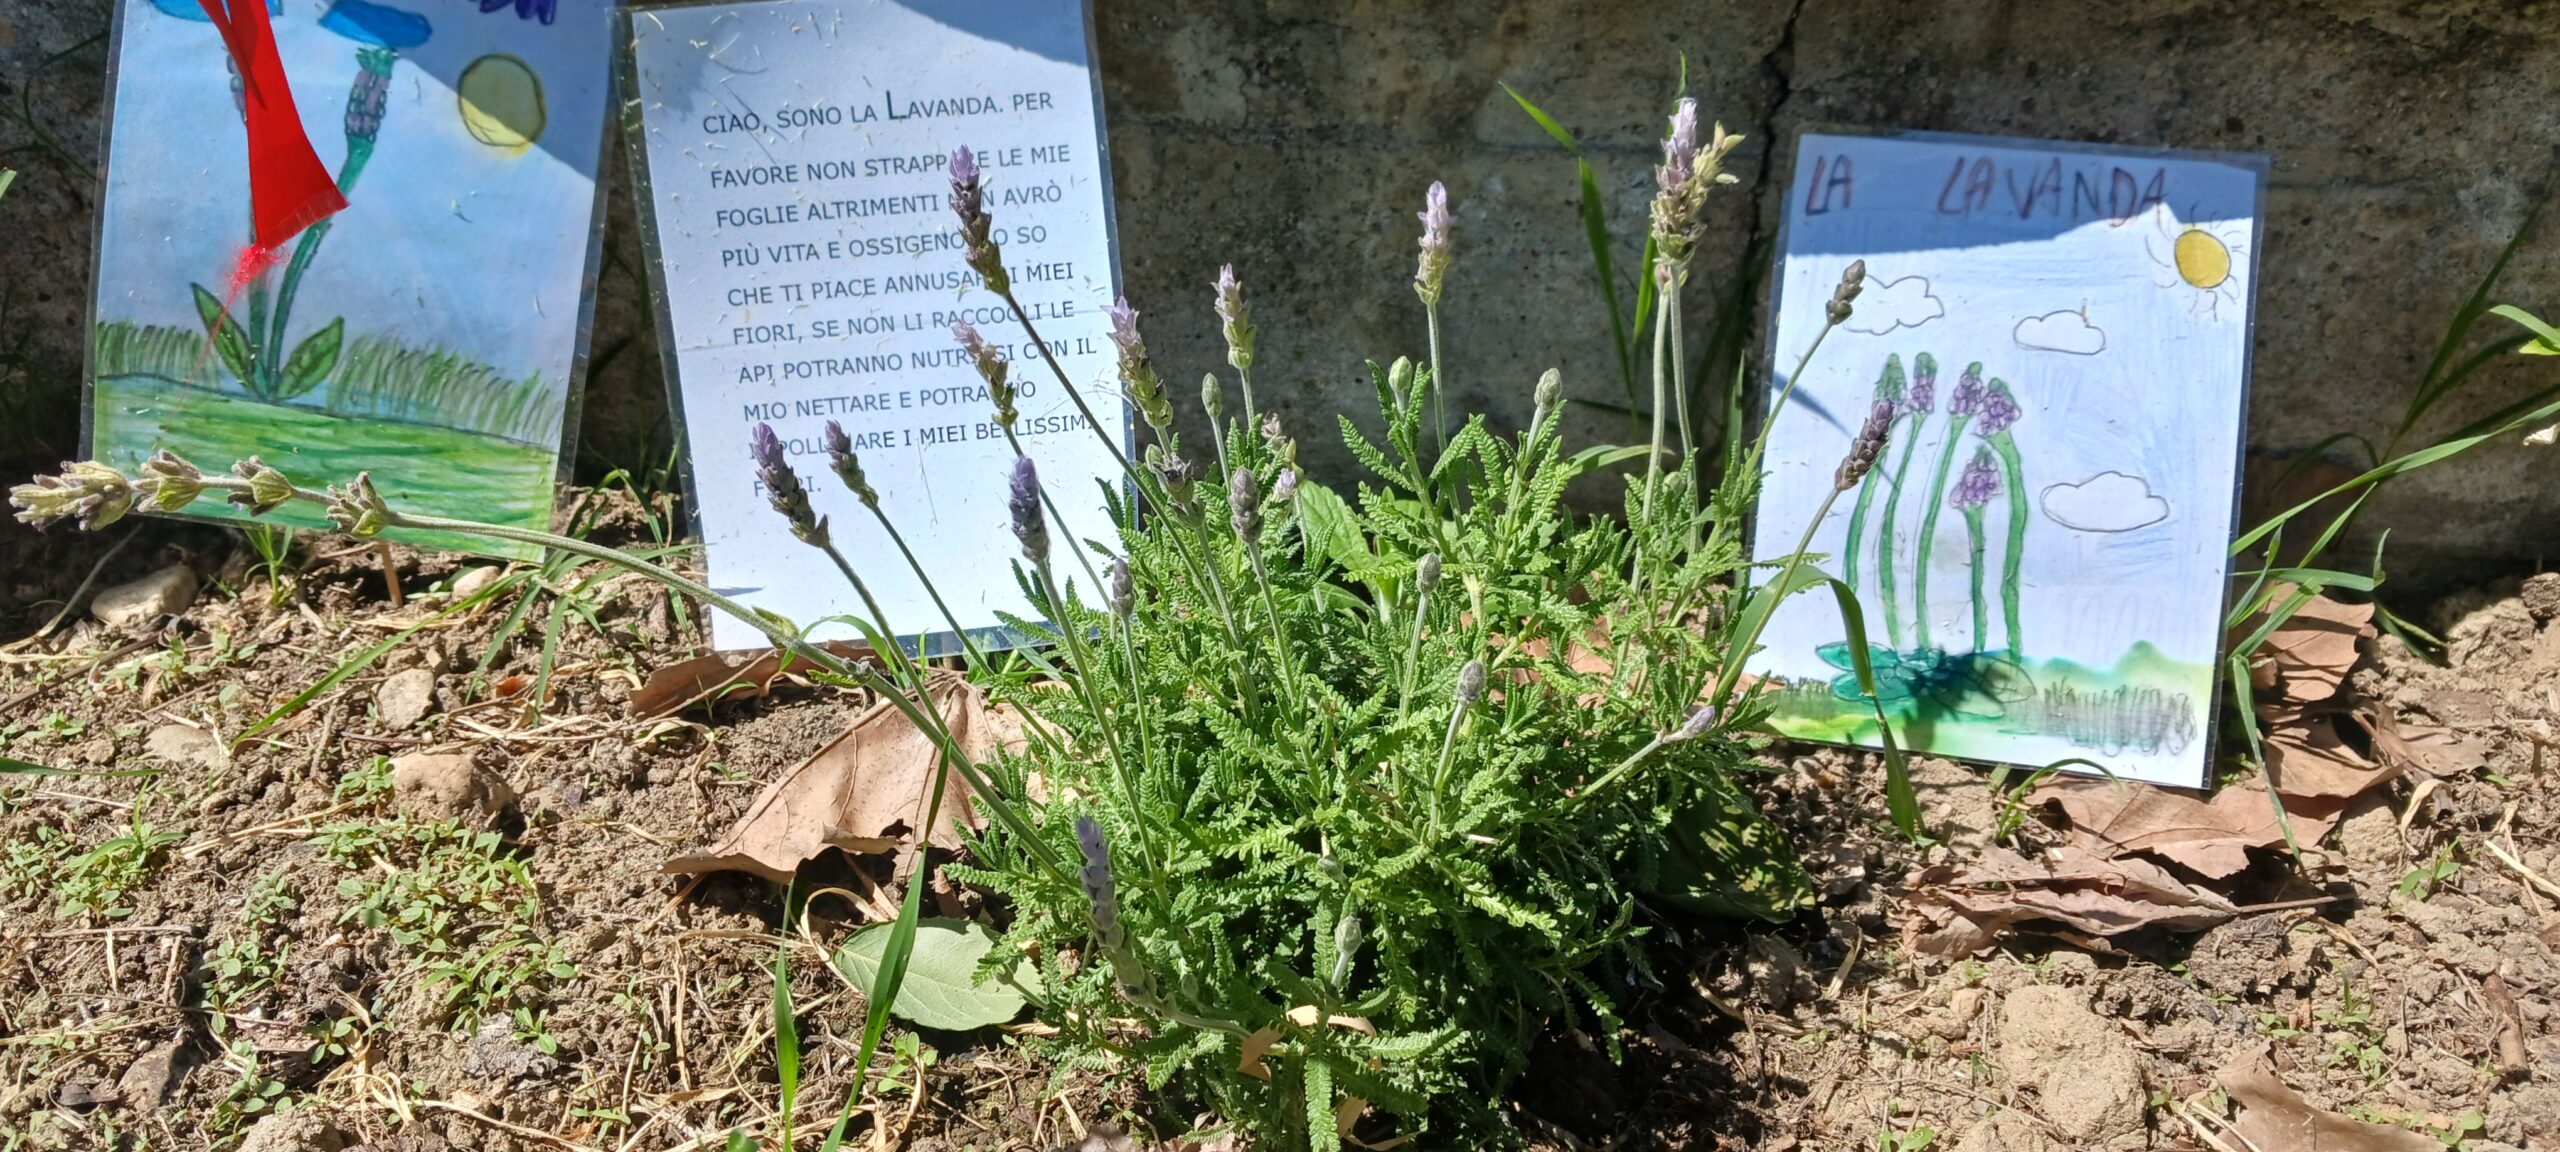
[1908,360,1983,651]
[1839,353,1907,642]
[1975,379,2028,656]
[1949,445,2000,655]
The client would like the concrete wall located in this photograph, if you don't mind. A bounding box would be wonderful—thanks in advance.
[5,0,2554,589]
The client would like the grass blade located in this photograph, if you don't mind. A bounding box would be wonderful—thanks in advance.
[1822,578,1919,840]
[820,718,954,1151]
[774,882,802,1141]
[2,755,158,778]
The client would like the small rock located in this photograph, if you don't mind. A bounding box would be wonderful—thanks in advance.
[450,565,505,601]
[91,564,197,628]
[1998,985,2147,1142]
[73,736,115,766]
[463,1014,559,1084]
[390,752,515,821]
[145,723,224,772]
[375,668,439,731]
[2521,573,2560,622]
[116,1037,187,1110]
[1927,986,1988,1039]
[235,1110,345,1152]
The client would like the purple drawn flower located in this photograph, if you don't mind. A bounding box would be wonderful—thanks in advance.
[1976,380,2021,437]
[1950,447,2001,509]
[1904,352,1938,418]
[1947,362,1987,419]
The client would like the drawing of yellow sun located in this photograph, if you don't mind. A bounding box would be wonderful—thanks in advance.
[458,55,546,150]
[2147,205,2247,317]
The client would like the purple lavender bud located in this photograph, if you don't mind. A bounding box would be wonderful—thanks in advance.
[1270,468,1299,506]
[1214,265,1255,372]
[1260,410,1296,468]
[952,321,1017,428]
[751,423,824,544]
[1659,99,1700,194]
[948,146,1008,293]
[1456,659,1487,706]
[1950,446,2002,509]
[1834,399,1895,492]
[1414,180,1455,305]
[1673,704,1718,741]
[1106,297,1172,431]
[1975,379,2021,437]
[1074,815,1124,948]
[1106,557,1135,620]
[1416,552,1442,592]
[1008,455,1047,564]
[822,420,878,507]
[1826,259,1867,326]
[1227,466,1263,543]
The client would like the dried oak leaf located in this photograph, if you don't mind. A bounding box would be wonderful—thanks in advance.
[2259,705,2400,801]
[2254,589,2373,705]
[629,641,869,719]
[664,672,1024,884]
[1903,844,2239,956]
[2357,709,2488,779]
[2216,1047,2439,1152]
[2036,776,2344,880]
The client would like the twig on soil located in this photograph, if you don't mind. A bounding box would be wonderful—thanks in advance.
[178,796,370,858]
[37,924,195,939]
[405,1097,596,1151]
[29,789,131,810]
[2169,1091,2256,1152]
[2482,838,2560,901]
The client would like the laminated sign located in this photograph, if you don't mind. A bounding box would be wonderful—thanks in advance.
[87,0,617,558]
[623,0,1129,652]
[1748,130,2267,788]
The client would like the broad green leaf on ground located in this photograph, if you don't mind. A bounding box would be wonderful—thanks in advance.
[832,917,1039,1031]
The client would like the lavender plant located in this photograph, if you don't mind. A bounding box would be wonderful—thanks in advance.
[14,101,1907,1150]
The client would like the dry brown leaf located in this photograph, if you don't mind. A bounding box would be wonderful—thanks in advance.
[2216,1048,2439,1152]
[628,641,869,719]
[2358,709,2488,779]
[2040,778,2277,879]
[1903,844,2239,956]
[663,672,1022,884]
[2260,708,2400,800]
[2255,587,2374,705]
[1237,1026,1280,1081]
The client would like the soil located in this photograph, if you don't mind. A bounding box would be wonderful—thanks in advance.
[3,497,2555,1152]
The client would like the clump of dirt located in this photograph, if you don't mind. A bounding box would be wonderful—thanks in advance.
[2,506,2555,1152]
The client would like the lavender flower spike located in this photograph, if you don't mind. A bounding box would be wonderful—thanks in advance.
[948,146,1008,293]
[1660,99,1700,193]
[1270,468,1299,506]
[1074,815,1124,949]
[1227,466,1263,543]
[1835,399,1895,492]
[1107,297,1172,431]
[821,420,878,508]
[1905,352,1939,417]
[1648,99,1744,266]
[1414,180,1454,306]
[952,321,1017,428]
[1214,264,1255,373]
[752,422,825,545]
[1106,557,1135,621]
[1008,455,1048,564]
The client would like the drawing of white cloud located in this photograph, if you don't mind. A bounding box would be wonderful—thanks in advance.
[1840,275,1944,335]
[2040,472,2170,533]
[2013,309,2107,355]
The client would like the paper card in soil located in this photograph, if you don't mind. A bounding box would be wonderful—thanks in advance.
[86,0,617,559]
[1747,129,2265,788]
[623,0,1128,653]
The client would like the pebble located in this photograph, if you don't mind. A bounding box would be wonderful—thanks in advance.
[90,564,197,628]
[374,667,439,730]
[390,751,515,821]
[451,565,505,601]
[144,723,224,772]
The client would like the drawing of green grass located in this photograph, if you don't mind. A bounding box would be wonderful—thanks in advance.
[88,374,554,559]
[94,322,564,446]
